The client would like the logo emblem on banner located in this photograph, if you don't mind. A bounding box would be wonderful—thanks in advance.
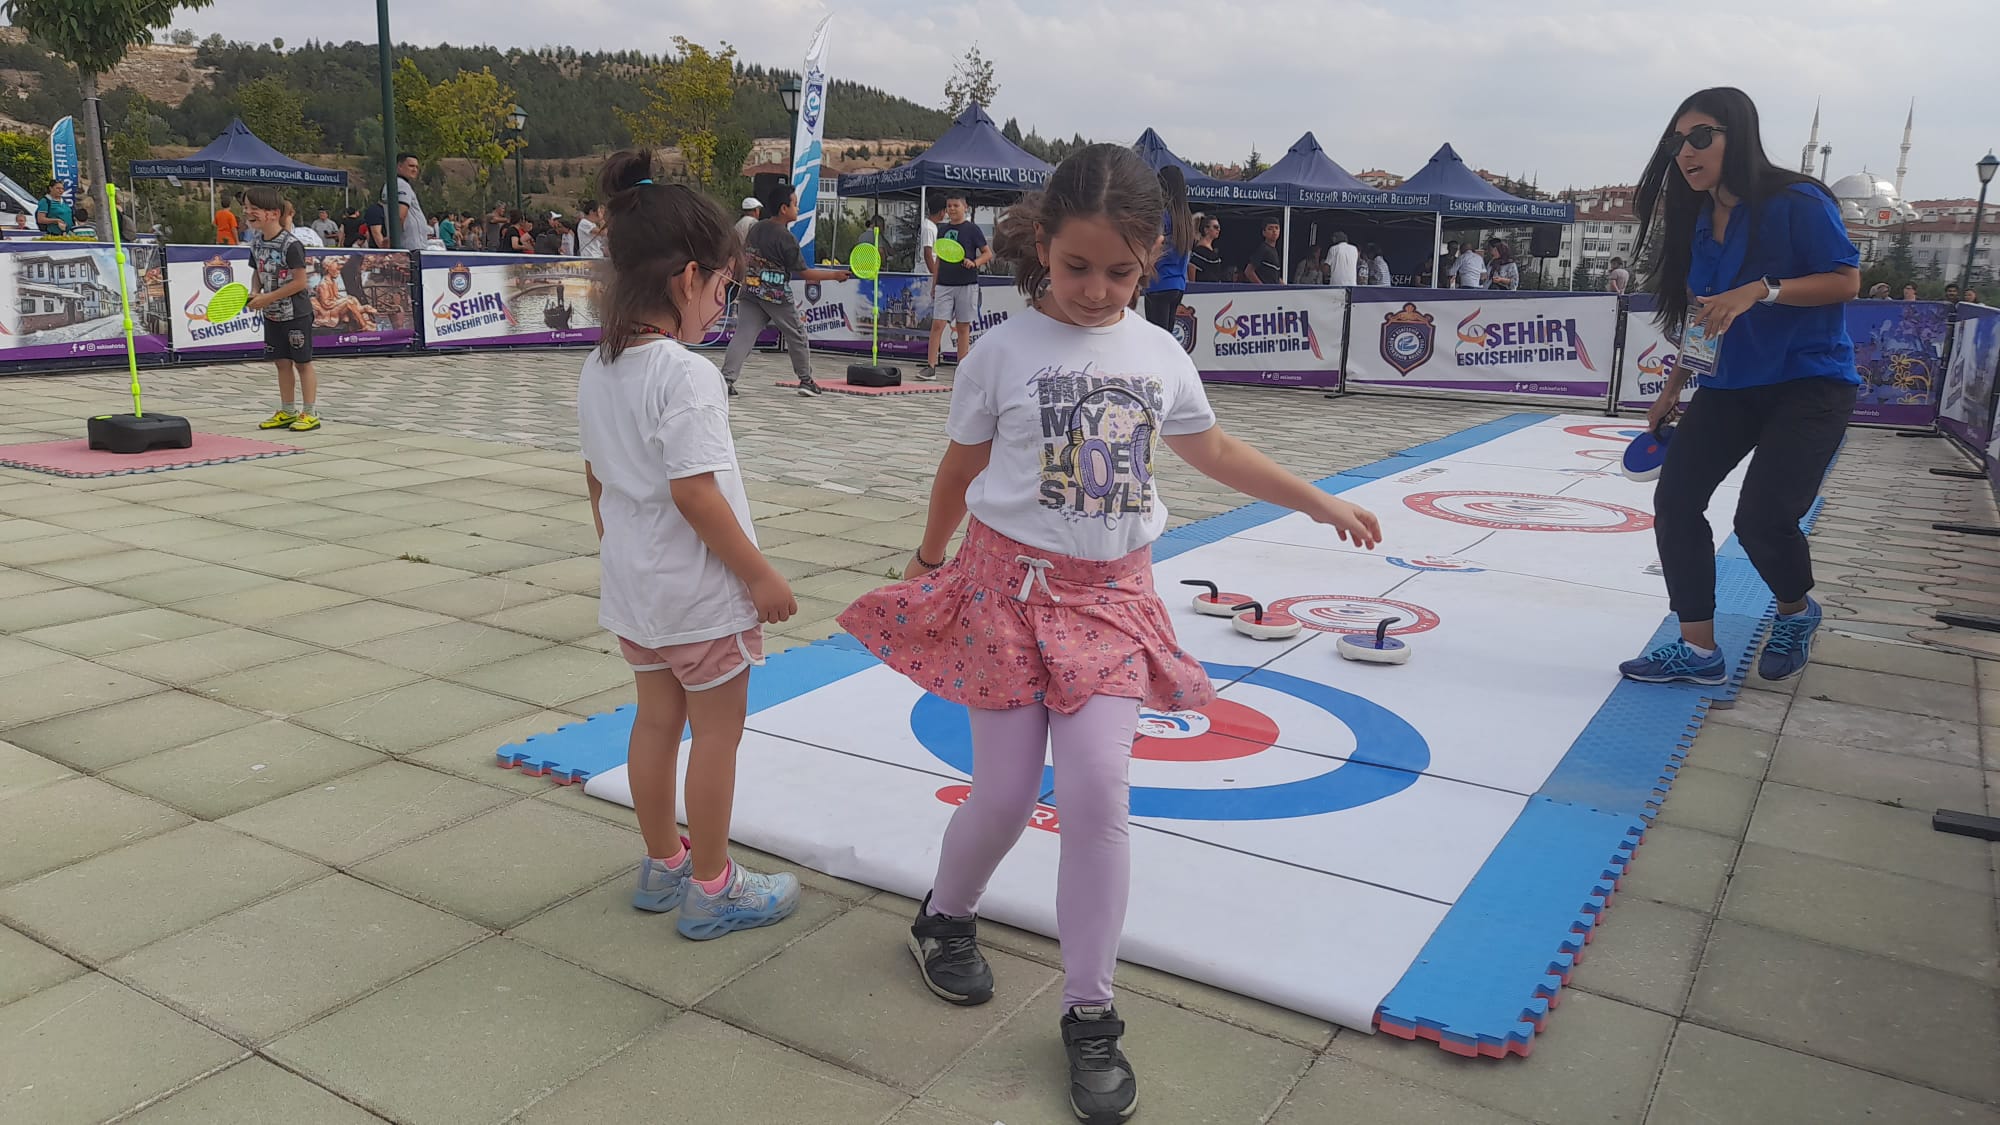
[1380,303,1435,375]
[1172,303,1197,354]
[804,282,823,305]
[202,256,233,292]
[447,263,472,296]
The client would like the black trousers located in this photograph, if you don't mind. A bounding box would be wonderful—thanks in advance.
[1654,377,1856,623]
[1143,290,1182,332]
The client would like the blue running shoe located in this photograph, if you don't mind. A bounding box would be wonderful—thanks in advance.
[631,842,692,912]
[1619,640,1728,686]
[1757,597,1822,683]
[676,861,800,940]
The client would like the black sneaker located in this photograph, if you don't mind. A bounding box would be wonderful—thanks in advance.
[907,892,993,1005]
[1062,1005,1137,1124]
[726,381,740,397]
[916,364,938,381]
[797,376,824,397]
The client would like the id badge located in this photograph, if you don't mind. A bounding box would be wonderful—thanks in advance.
[1677,308,1720,382]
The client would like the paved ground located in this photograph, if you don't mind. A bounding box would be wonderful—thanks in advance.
[0,348,1995,1125]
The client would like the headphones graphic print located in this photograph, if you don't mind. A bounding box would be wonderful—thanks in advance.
[1055,385,1157,499]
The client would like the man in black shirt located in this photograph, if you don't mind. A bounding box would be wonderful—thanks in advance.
[1243,220,1283,284]
[339,208,365,248]
[718,184,850,397]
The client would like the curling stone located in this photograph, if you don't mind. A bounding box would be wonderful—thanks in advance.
[1337,618,1410,664]
[1181,578,1255,618]
[88,412,192,454]
[1620,424,1673,483]
[1231,600,1301,640]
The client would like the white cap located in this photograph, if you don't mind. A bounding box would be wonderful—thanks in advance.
[741,197,762,211]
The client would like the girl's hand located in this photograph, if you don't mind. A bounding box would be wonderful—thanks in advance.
[1314,496,1382,550]
[1646,390,1680,432]
[749,572,798,624]
[1692,282,1763,337]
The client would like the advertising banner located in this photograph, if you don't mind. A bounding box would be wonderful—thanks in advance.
[0,240,170,365]
[1346,288,1616,399]
[789,17,832,261]
[49,116,78,205]
[1845,299,1946,427]
[1941,304,2000,452]
[419,253,598,349]
[168,245,416,355]
[1614,295,1684,411]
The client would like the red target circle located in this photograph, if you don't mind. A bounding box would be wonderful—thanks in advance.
[1133,698,1275,762]
[1266,594,1441,636]
[1405,490,1652,533]
[1564,423,1648,444]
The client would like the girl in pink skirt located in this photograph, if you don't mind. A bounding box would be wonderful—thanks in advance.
[838,144,1382,1124]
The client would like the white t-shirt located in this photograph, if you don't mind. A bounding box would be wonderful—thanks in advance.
[1606,267,1630,294]
[383,178,427,252]
[1369,256,1392,286]
[1323,242,1360,286]
[1455,250,1487,289]
[919,217,938,270]
[576,338,759,647]
[290,225,325,248]
[577,216,604,257]
[946,306,1217,560]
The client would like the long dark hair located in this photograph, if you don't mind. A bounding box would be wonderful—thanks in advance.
[1158,166,1194,259]
[996,143,1164,301]
[593,149,736,360]
[1633,86,1827,328]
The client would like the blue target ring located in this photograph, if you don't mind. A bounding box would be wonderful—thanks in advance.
[908,662,1431,821]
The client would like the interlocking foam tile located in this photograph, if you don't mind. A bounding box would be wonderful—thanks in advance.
[774,379,951,396]
[496,634,879,782]
[0,434,302,478]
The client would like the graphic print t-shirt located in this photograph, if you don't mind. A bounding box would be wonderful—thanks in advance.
[251,229,308,322]
[935,220,987,287]
[946,306,1217,560]
[743,220,807,303]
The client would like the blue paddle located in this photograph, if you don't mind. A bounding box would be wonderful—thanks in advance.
[1621,424,1674,483]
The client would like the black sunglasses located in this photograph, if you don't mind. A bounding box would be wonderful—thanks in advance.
[1664,124,1727,152]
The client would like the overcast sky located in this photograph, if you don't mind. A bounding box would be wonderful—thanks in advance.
[174,0,1995,202]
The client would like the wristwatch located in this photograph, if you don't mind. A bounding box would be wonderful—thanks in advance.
[1760,276,1782,305]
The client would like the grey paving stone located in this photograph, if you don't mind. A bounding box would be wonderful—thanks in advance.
[0,530,126,566]
[263,599,455,648]
[0,635,68,682]
[353,798,634,928]
[221,760,514,866]
[297,679,539,754]
[1707,687,1789,733]
[1111,960,1336,1050]
[6,690,264,772]
[0,974,243,1125]
[929,987,1311,1125]
[492,554,601,594]
[1656,766,1760,839]
[378,573,562,618]
[0,568,67,600]
[447,644,631,708]
[1768,733,1986,810]
[1721,843,1998,982]
[1649,1022,2000,1125]
[1809,631,1978,685]
[122,1057,386,1125]
[195,650,422,715]
[521,1011,904,1125]
[1326,990,1674,1125]
[1563,897,1709,1015]
[0,585,148,633]
[233,543,391,579]
[1799,663,1978,722]
[1676,723,1774,780]
[109,875,486,1043]
[268,938,669,1125]
[17,606,228,658]
[172,580,363,626]
[0,921,84,1006]
[101,564,278,605]
[0,740,74,801]
[0,823,326,963]
[33,548,202,586]
[403,710,584,793]
[0,777,188,885]
[312,558,476,597]
[0,657,163,729]
[1781,697,1980,768]
[105,720,387,820]
[1746,782,1992,893]
[101,627,317,686]
[1688,920,2000,1102]
[1269,1054,1530,1124]
[701,905,1059,1091]
[474,592,604,641]
[344,620,552,678]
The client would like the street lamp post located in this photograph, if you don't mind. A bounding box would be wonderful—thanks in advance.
[1962,151,1999,292]
[507,104,527,216]
[778,79,802,188]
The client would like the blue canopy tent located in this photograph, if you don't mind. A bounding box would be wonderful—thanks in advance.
[1399,143,1575,284]
[1132,128,1277,208]
[129,117,349,215]
[837,104,1050,204]
[1247,132,1426,282]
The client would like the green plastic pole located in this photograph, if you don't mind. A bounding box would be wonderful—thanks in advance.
[104,184,142,417]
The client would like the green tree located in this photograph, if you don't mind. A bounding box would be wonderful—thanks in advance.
[0,132,53,192]
[943,42,998,115]
[394,59,523,187]
[617,37,737,187]
[168,28,192,45]
[1001,116,1022,144]
[1243,147,1267,178]
[0,0,216,228]
[1885,223,1915,279]
[236,73,318,152]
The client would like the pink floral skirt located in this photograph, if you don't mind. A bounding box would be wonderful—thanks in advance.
[838,519,1214,715]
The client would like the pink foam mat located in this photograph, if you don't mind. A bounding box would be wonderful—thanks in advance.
[775,379,950,396]
[0,433,303,478]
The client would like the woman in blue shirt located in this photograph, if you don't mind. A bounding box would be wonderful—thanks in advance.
[1144,166,1193,334]
[1620,87,1861,687]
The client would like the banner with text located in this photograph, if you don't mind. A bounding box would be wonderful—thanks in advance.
[789,17,833,261]
[167,245,416,355]
[49,116,78,206]
[0,240,170,364]
[419,253,599,349]
[1941,304,2000,453]
[1346,288,1616,399]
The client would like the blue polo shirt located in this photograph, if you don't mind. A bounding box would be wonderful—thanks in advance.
[1688,182,1859,389]
[1148,211,1189,293]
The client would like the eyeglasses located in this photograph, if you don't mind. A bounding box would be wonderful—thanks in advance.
[1663,124,1727,152]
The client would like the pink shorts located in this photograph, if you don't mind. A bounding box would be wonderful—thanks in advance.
[618,626,765,691]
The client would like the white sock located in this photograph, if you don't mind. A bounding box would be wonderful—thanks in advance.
[302,401,316,415]
[280,401,295,414]
[1686,642,1716,657]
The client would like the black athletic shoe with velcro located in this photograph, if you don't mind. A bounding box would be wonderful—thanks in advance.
[1062,1004,1138,1123]
[907,892,994,1005]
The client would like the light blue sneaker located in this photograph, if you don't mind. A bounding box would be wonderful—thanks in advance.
[676,861,801,940]
[632,842,693,912]
[1619,639,1728,686]
[1757,597,1822,683]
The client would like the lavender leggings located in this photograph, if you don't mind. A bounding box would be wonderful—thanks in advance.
[929,695,1139,1009]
